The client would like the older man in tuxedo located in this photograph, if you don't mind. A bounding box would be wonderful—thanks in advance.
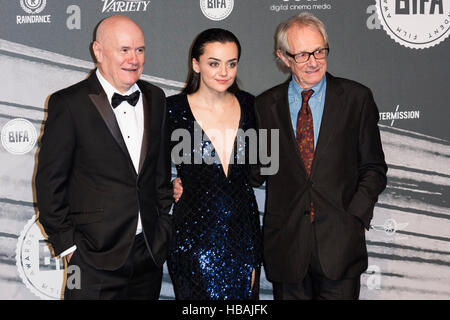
[252,12,387,300]
[36,15,172,299]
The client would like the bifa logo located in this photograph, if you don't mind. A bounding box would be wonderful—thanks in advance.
[101,0,151,13]
[16,217,80,300]
[375,0,449,49]
[1,118,37,155]
[17,0,51,24]
[200,0,234,21]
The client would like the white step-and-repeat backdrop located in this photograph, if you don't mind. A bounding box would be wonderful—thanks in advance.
[0,0,449,300]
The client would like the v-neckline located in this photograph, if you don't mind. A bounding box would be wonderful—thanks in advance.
[184,93,243,179]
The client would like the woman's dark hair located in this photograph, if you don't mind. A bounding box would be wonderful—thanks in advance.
[183,28,241,94]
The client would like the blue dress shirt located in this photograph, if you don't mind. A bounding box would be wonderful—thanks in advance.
[288,75,327,148]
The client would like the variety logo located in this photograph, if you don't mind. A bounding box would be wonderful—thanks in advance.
[16,217,65,300]
[200,0,234,21]
[1,118,37,155]
[101,0,151,13]
[17,0,51,24]
[375,0,450,49]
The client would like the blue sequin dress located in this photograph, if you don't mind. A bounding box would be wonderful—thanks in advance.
[166,92,262,300]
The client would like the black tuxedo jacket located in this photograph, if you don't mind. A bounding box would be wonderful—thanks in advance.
[253,72,387,282]
[36,72,172,270]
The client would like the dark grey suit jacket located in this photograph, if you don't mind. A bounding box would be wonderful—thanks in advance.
[253,72,387,282]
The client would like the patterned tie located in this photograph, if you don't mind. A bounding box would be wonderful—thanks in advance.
[295,89,315,222]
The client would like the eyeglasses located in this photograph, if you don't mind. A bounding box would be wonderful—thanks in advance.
[285,47,329,63]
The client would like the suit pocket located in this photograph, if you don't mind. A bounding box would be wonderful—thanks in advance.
[69,193,104,225]
[70,210,104,225]
[344,211,365,237]
[67,248,79,266]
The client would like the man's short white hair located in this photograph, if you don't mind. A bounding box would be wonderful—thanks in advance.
[275,12,329,55]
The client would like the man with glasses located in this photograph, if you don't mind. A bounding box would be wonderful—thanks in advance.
[252,13,387,299]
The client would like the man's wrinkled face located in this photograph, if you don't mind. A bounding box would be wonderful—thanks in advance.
[94,18,145,93]
[278,25,327,89]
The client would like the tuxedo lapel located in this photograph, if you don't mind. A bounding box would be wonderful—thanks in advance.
[311,73,342,173]
[87,73,135,171]
[137,81,152,174]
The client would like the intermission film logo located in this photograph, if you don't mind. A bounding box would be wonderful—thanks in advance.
[17,0,51,24]
[375,0,450,49]
[1,118,37,155]
[200,0,234,21]
[379,105,420,126]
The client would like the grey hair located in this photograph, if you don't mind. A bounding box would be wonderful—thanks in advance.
[275,12,329,55]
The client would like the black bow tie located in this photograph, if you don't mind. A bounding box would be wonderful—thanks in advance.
[111,90,140,108]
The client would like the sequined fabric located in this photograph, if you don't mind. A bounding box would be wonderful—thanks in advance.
[166,92,262,300]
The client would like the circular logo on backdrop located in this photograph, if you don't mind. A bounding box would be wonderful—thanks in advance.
[1,118,37,155]
[200,0,234,21]
[20,0,47,14]
[16,217,64,300]
[375,0,449,49]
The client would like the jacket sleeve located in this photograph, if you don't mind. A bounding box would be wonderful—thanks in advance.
[347,89,388,229]
[35,92,76,256]
[249,96,268,187]
[155,95,173,218]
[150,91,173,267]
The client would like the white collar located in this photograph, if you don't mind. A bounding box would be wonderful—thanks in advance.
[96,69,140,104]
